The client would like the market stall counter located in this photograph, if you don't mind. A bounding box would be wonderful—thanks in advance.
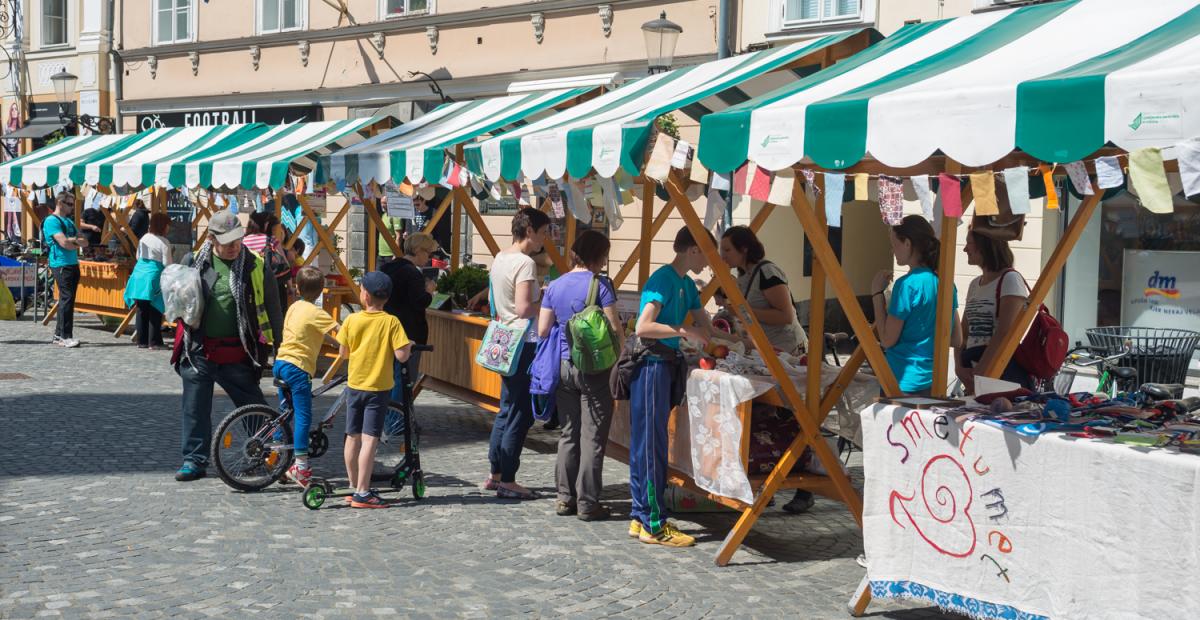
[43,259,134,328]
[859,400,1200,620]
[418,309,502,412]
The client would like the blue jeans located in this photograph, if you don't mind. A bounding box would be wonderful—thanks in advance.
[488,345,536,483]
[273,360,313,456]
[629,359,672,535]
[178,356,266,467]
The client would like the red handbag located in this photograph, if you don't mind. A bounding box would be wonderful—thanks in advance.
[995,270,1069,380]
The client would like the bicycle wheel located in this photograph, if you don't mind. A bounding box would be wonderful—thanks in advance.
[212,404,294,492]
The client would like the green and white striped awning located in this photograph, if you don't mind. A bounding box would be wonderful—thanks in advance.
[322,88,590,186]
[465,29,879,182]
[698,0,1200,173]
[0,119,379,190]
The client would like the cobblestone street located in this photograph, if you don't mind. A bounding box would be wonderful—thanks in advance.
[0,316,952,619]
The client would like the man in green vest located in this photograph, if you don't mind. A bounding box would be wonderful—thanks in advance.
[171,209,284,482]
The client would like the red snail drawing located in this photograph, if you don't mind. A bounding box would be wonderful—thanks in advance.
[889,454,977,558]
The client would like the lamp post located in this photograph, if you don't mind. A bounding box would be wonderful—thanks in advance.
[641,11,682,74]
[50,70,115,134]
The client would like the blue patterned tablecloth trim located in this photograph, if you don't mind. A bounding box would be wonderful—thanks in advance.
[869,580,1048,620]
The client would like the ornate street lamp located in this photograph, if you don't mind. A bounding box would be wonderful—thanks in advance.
[50,70,115,134]
[642,11,682,74]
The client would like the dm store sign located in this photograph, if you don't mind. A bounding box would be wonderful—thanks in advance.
[1122,250,1200,332]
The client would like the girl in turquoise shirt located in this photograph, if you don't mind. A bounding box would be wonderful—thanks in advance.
[871,215,962,395]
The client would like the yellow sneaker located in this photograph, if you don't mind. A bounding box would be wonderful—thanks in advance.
[638,522,696,547]
[628,519,643,538]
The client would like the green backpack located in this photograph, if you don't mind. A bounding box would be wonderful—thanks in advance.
[568,277,619,374]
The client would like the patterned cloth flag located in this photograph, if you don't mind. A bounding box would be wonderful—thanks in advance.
[824,173,845,227]
[877,175,904,225]
[749,166,772,202]
[1039,164,1058,210]
[547,180,565,218]
[969,171,999,216]
[1128,147,1174,214]
[1064,161,1094,196]
[1003,167,1031,215]
[1095,156,1125,190]
[938,173,963,217]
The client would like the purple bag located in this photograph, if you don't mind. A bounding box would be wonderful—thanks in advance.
[529,323,562,421]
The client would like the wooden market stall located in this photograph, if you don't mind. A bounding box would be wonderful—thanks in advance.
[692,0,1200,616]
[461,29,884,566]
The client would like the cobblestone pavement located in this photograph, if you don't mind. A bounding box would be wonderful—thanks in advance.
[0,316,955,619]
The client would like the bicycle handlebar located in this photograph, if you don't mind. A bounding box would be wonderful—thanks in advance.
[1066,346,1131,368]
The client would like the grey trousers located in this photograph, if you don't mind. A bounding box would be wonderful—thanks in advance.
[554,359,615,513]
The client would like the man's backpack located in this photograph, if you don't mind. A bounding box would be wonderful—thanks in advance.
[262,243,293,282]
[567,276,619,374]
[995,270,1069,381]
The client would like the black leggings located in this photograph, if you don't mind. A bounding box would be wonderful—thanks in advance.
[135,300,164,347]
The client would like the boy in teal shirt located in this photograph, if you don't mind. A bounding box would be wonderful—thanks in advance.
[628,227,714,548]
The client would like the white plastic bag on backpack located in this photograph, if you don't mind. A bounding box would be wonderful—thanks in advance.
[161,264,204,328]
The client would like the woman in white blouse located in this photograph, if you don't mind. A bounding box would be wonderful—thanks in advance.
[123,212,174,349]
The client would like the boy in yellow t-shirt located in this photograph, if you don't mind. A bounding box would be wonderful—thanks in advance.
[336,271,411,508]
[273,267,340,488]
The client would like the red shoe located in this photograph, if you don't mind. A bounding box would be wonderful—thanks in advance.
[286,463,312,489]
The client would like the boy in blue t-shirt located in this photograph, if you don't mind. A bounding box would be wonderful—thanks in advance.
[42,191,88,348]
[628,227,714,548]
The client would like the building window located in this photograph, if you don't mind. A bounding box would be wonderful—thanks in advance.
[154,0,194,44]
[783,0,861,24]
[258,0,306,34]
[42,0,68,47]
[382,0,431,19]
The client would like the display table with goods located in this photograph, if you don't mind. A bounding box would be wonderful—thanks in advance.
[604,341,881,565]
[859,385,1200,620]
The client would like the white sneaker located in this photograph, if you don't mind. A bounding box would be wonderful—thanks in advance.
[51,336,64,346]
[61,338,80,348]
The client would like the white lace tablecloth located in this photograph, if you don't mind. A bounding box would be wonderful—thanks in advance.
[609,365,879,506]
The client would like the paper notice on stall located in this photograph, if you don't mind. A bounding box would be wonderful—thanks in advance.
[1064,161,1094,196]
[938,173,963,218]
[644,134,676,182]
[853,173,869,201]
[566,179,591,222]
[1039,164,1059,210]
[824,173,845,228]
[711,172,732,192]
[601,177,624,230]
[767,169,795,206]
[1095,156,1125,190]
[670,140,692,170]
[748,166,772,202]
[877,175,904,225]
[705,189,726,229]
[1128,147,1174,214]
[969,172,999,216]
[975,376,1021,397]
[1174,140,1200,197]
[1002,167,1031,215]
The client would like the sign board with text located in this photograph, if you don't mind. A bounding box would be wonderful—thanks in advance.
[1121,249,1200,332]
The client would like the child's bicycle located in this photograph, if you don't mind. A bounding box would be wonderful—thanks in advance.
[209,344,432,506]
[1064,341,1138,398]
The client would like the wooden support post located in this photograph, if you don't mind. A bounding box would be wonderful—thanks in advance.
[297,194,361,299]
[931,174,970,397]
[664,171,863,566]
[422,190,454,235]
[302,202,350,267]
[73,186,82,231]
[790,182,901,397]
[113,307,137,337]
[450,185,463,271]
[639,181,654,287]
[807,176,827,410]
[565,203,577,255]
[980,186,1103,379]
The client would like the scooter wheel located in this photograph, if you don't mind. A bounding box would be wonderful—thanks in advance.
[303,485,327,510]
[309,431,329,458]
[413,472,426,500]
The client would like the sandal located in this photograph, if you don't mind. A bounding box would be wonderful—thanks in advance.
[496,486,541,500]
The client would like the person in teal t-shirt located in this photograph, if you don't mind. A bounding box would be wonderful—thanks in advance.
[628,227,714,548]
[871,215,962,395]
[42,191,87,347]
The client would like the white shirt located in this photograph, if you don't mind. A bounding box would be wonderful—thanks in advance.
[490,250,540,343]
[137,233,173,265]
[963,270,1028,350]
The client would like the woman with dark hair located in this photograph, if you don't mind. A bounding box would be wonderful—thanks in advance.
[124,212,174,349]
[537,230,624,520]
[243,211,291,308]
[718,226,807,356]
[957,230,1032,392]
[871,215,962,396]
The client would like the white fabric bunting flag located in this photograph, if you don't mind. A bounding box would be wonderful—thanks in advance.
[824,173,845,228]
[704,189,726,229]
[600,177,624,230]
[1095,156,1125,189]
[566,179,591,222]
[670,140,692,170]
[644,133,676,182]
[710,172,732,192]
[1002,167,1031,215]
[1064,161,1094,195]
[767,169,795,206]
[1174,140,1200,197]
[910,175,934,221]
[900,179,922,217]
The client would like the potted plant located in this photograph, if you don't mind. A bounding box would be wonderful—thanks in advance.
[436,265,489,310]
